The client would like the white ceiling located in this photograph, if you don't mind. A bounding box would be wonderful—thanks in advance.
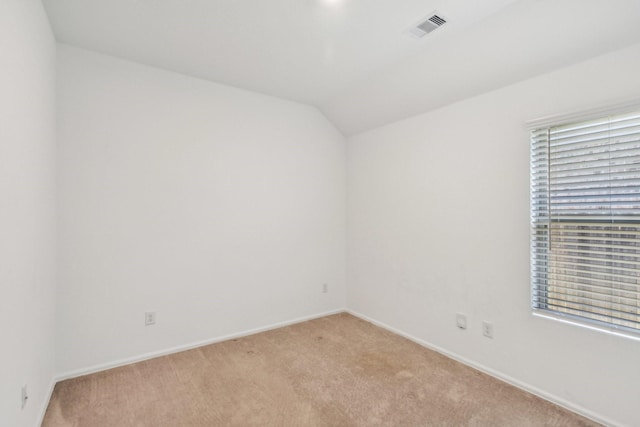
[43,0,640,135]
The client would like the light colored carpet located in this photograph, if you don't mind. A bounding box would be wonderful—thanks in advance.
[42,313,599,426]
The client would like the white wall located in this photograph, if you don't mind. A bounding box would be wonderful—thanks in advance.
[347,41,640,427]
[0,1,57,426]
[56,45,346,375]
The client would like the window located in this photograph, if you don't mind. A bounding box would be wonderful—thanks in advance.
[531,108,640,333]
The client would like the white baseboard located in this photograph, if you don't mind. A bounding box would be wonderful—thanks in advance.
[55,308,346,382]
[36,377,56,427]
[346,309,617,427]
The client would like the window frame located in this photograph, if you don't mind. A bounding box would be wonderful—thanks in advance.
[528,100,640,340]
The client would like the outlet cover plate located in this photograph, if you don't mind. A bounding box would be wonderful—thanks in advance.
[483,321,494,338]
[145,312,156,326]
[456,313,467,330]
[21,385,28,409]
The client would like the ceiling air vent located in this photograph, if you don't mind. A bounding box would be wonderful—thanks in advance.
[409,13,447,38]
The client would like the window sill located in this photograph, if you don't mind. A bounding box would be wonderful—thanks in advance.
[532,310,640,342]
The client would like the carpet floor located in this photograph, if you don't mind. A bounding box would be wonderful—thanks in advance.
[42,313,599,426]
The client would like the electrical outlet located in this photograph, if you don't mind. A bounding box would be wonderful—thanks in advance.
[456,313,467,330]
[21,385,28,409]
[145,311,156,326]
[483,321,494,338]
[322,283,328,293]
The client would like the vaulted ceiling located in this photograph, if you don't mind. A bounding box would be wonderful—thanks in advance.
[43,0,640,135]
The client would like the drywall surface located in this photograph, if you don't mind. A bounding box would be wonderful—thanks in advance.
[347,41,640,427]
[0,0,57,426]
[56,45,346,374]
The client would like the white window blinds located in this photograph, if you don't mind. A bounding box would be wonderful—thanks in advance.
[531,109,640,333]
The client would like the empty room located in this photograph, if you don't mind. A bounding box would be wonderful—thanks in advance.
[3,0,640,426]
